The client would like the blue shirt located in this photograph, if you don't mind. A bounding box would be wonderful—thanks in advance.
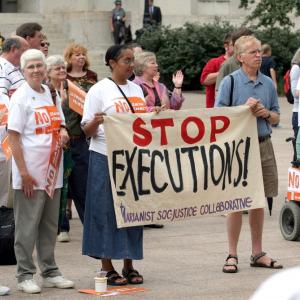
[215,68,280,137]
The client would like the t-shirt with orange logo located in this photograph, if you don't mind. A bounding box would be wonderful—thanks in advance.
[81,78,146,155]
[8,82,66,190]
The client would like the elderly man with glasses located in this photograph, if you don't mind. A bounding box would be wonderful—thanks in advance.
[215,35,282,274]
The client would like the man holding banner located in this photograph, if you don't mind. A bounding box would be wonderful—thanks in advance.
[216,36,282,273]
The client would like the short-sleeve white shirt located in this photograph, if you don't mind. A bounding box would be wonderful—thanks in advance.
[8,82,65,190]
[81,78,146,155]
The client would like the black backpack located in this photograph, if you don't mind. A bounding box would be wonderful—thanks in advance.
[0,206,16,265]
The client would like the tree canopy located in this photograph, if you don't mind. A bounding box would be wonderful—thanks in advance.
[240,0,300,28]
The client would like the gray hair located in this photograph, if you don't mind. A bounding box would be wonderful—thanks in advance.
[46,55,65,71]
[20,49,46,70]
[291,48,300,65]
[2,38,21,53]
[234,35,261,60]
[134,51,156,76]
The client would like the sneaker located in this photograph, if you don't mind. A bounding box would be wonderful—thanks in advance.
[18,279,41,294]
[0,285,10,296]
[42,276,74,289]
[57,232,70,243]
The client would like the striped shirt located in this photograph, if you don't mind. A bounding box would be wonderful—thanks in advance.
[0,56,24,102]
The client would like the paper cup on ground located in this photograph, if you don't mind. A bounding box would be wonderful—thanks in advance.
[94,277,107,293]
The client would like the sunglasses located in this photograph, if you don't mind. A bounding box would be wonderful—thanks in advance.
[41,42,50,47]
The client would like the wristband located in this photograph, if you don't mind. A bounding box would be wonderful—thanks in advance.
[175,86,182,89]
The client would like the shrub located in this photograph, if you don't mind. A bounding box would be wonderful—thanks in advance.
[136,21,300,94]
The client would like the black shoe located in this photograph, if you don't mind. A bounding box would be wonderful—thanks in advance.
[144,224,164,229]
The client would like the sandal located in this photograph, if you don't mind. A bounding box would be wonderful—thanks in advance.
[106,270,127,286]
[250,252,283,269]
[222,254,238,273]
[122,268,144,284]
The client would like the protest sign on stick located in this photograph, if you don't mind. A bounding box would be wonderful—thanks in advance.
[104,106,265,228]
[67,79,86,116]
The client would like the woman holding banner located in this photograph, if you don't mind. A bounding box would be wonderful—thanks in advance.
[7,49,74,294]
[81,45,145,286]
[62,43,98,224]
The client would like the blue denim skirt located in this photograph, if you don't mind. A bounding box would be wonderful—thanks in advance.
[82,151,143,260]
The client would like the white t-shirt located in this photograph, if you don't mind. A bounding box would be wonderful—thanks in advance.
[296,77,300,126]
[81,78,146,155]
[8,82,65,190]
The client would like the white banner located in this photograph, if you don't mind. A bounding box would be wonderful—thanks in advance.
[104,106,265,228]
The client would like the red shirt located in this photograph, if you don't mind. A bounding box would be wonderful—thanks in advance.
[200,55,226,108]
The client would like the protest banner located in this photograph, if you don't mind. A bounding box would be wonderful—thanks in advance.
[67,79,86,116]
[45,131,63,199]
[1,135,12,160]
[287,167,300,201]
[104,106,266,228]
[0,103,8,126]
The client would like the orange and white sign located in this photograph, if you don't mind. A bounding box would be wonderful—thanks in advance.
[114,97,147,113]
[45,131,63,199]
[68,79,86,116]
[287,167,300,201]
[35,105,62,135]
[0,104,8,126]
[1,135,12,160]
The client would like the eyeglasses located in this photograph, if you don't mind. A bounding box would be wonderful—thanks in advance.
[243,49,262,56]
[26,63,45,70]
[40,42,50,47]
[53,65,66,71]
[119,58,134,65]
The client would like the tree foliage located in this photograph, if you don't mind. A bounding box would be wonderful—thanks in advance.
[136,20,300,92]
[240,0,300,28]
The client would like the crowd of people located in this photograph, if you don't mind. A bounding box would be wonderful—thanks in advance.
[0,7,298,298]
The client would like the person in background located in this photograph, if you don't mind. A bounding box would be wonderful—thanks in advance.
[216,36,282,274]
[46,55,72,243]
[16,22,43,50]
[260,44,277,90]
[82,45,145,286]
[200,33,233,108]
[133,51,184,112]
[110,0,126,45]
[8,49,74,294]
[290,48,300,139]
[143,0,162,27]
[63,43,97,224]
[0,37,28,209]
[39,34,50,57]
[215,27,253,93]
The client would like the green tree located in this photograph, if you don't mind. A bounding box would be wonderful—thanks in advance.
[240,0,300,28]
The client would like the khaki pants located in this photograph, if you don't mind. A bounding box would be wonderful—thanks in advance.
[0,159,11,207]
[14,189,62,282]
[259,138,278,198]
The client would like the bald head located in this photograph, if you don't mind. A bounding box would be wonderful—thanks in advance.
[1,36,29,66]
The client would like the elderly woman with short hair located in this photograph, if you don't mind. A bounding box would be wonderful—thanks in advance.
[133,51,184,112]
[8,49,74,294]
